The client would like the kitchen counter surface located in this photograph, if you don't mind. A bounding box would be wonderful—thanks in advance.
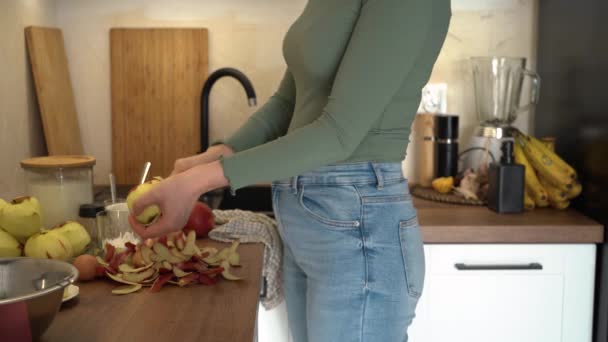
[94,185,603,244]
[43,240,264,342]
[415,198,604,243]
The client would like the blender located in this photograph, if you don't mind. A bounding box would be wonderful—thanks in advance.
[462,56,541,170]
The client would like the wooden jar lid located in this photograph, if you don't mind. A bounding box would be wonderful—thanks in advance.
[21,155,96,169]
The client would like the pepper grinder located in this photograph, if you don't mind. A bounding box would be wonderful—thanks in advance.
[487,140,525,213]
[435,114,459,177]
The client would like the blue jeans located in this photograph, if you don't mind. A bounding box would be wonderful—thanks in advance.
[271,162,424,342]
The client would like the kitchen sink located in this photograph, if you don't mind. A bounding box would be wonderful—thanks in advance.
[210,184,273,216]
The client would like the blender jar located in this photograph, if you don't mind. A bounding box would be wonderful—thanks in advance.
[471,56,541,127]
[21,156,96,229]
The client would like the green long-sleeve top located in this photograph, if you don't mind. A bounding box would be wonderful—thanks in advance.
[219,0,451,190]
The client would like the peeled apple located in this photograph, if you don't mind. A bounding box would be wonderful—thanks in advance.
[127,178,162,225]
[0,229,22,257]
[25,230,73,260]
[0,196,42,243]
[53,221,91,256]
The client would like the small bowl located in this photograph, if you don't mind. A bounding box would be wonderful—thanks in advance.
[0,257,78,340]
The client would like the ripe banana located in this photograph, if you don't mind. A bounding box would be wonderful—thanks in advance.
[540,137,556,152]
[524,134,577,181]
[567,182,582,199]
[539,177,567,203]
[516,135,573,189]
[524,191,535,211]
[551,200,570,210]
[514,143,549,207]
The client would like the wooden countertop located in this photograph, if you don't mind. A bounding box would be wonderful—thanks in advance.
[43,241,264,342]
[415,198,604,243]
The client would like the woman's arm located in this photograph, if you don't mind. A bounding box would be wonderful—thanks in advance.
[170,144,234,175]
[221,0,451,190]
[129,71,296,238]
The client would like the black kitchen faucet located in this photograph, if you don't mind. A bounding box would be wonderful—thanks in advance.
[200,68,257,153]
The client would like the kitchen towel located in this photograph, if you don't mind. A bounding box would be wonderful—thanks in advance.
[209,210,283,310]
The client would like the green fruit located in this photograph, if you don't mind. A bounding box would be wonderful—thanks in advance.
[0,196,42,243]
[52,221,91,256]
[0,229,22,257]
[0,198,7,211]
[127,178,162,225]
[25,230,73,260]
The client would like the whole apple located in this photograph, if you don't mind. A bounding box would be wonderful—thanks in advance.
[182,202,215,239]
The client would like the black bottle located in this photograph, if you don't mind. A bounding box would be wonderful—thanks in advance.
[435,114,459,177]
[487,140,525,214]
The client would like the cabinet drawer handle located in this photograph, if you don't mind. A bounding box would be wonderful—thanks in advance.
[454,262,543,271]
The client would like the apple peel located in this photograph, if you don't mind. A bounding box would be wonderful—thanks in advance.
[106,271,139,285]
[118,263,154,273]
[170,248,189,261]
[149,273,173,293]
[199,247,218,255]
[176,238,185,250]
[177,273,199,287]
[181,230,197,256]
[220,260,243,280]
[172,267,191,278]
[153,242,181,263]
[140,245,153,264]
[112,283,142,295]
[122,268,155,283]
[96,256,109,267]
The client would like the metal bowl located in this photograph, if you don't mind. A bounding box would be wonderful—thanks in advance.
[0,258,78,340]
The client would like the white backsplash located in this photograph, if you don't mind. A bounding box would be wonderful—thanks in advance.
[0,0,56,199]
[403,0,537,180]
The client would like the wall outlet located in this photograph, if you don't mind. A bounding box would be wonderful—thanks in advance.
[418,83,448,114]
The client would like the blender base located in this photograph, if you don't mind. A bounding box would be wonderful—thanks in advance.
[461,126,517,172]
[474,126,518,139]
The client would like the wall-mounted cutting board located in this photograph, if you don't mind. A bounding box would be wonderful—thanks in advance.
[111,28,208,184]
[25,26,84,155]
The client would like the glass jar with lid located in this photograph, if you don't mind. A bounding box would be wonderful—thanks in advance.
[21,155,96,229]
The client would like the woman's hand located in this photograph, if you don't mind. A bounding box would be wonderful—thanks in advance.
[171,144,234,176]
[129,161,229,239]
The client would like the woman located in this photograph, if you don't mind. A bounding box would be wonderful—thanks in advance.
[129,0,451,340]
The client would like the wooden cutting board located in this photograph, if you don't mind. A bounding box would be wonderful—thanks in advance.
[111,28,209,184]
[25,26,84,155]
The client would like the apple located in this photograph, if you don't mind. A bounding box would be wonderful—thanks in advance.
[24,230,73,260]
[182,202,215,239]
[126,177,162,225]
[73,254,98,281]
[0,229,22,257]
[0,196,42,243]
[52,221,91,256]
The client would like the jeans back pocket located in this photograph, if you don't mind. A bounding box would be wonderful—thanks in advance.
[399,216,425,299]
[298,184,362,229]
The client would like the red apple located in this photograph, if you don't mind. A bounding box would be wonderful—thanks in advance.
[182,202,215,239]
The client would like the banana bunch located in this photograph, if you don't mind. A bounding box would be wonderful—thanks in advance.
[514,132,582,210]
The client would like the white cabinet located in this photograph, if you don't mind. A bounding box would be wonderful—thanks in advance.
[257,301,291,342]
[408,244,596,342]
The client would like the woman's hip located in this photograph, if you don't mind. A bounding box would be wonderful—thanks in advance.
[271,161,425,299]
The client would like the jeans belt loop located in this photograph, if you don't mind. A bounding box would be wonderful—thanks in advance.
[371,162,384,189]
[291,175,299,194]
